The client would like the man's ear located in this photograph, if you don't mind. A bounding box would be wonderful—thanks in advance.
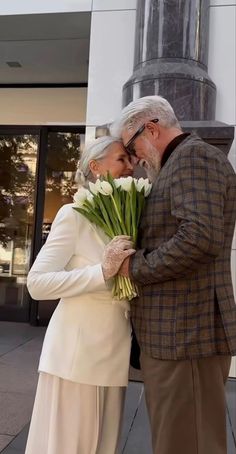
[146,121,159,139]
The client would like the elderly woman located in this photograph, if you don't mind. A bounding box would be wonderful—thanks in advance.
[25,136,134,454]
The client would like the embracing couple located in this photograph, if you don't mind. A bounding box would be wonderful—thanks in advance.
[25,96,236,454]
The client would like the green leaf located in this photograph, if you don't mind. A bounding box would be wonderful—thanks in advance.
[95,196,115,236]
[73,207,113,238]
[125,192,131,236]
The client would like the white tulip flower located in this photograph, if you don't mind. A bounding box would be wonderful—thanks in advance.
[135,177,146,192]
[99,181,113,196]
[89,181,99,195]
[119,176,133,192]
[73,188,89,207]
[135,178,152,196]
[144,181,152,196]
[87,192,95,206]
[113,178,123,188]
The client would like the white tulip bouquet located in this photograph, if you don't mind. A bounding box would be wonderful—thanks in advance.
[73,174,152,300]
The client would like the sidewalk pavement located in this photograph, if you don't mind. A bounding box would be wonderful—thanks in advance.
[0,322,235,454]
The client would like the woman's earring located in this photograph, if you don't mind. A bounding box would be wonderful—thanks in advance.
[96,174,100,178]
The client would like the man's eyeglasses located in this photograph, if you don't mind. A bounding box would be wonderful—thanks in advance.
[125,118,159,156]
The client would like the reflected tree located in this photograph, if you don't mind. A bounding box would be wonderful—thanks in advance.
[46,132,81,200]
[0,135,37,248]
[0,132,82,250]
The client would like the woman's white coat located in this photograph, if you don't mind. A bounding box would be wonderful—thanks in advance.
[27,204,131,386]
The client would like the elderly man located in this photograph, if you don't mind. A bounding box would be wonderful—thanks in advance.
[110,96,236,454]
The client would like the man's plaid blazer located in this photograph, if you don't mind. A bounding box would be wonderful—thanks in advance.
[130,133,236,360]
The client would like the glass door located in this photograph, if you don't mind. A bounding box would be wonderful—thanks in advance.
[0,131,39,321]
[0,126,85,324]
[36,128,85,324]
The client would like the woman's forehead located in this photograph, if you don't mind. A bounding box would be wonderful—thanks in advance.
[107,143,127,156]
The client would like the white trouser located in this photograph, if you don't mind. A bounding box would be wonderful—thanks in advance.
[25,372,126,454]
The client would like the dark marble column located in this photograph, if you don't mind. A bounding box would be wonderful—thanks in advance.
[123,0,216,121]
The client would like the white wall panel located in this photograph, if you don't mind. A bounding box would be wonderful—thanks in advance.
[0,0,92,15]
[230,249,236,377]
[210,1,236,5]
[93,0,137,10]
[228,137,236,171]
[86,10,136,126]
[231,249,236,300]
[232,225,236,251]
[230,359,236,378]
[209,9,236,381]
[208,5,236,124]
[85,126,96,144]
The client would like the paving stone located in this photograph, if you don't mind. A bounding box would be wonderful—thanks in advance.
[226,379,236,440]
[0,346,17,357]
[227,414,236,454]
[1,445,21,453]
[0,323,44,340]
[1,424,29,453]
[119,382,145,451]
[0,435,13,452]
[0,338,43,371]
[0,392,34,437]
[0,363,39,395]
[122,387,152,454]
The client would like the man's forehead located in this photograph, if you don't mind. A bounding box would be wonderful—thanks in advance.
[121,129,132,145]
[121,124,141,145]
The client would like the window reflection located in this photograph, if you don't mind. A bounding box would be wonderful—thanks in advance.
[38,131,84,323]
[0,135,38,316]
[43,132,83,234]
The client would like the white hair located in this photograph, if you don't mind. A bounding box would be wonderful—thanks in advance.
[110,95,181,137]
[75,135,122,186]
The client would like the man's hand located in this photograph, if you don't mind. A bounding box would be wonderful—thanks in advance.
[118,256,131,277]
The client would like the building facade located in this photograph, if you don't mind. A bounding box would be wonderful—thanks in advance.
[0,0,235,374]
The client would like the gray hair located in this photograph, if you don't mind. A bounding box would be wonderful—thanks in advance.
[75,135,122,186]
[110,95,181,137]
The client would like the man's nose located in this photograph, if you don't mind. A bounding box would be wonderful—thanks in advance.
[130,156,139,166]
[127,160,134,170]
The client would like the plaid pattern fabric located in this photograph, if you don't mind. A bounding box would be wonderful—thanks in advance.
[130,133,236,360]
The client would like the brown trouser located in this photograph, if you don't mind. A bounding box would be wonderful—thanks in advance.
[140,352,231,454]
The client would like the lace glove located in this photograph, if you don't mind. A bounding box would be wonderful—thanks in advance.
[102,235,136,281]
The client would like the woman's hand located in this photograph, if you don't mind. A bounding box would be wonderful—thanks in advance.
[102,235,135,281]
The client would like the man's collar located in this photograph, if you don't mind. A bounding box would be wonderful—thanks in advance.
[161,132,190,168]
